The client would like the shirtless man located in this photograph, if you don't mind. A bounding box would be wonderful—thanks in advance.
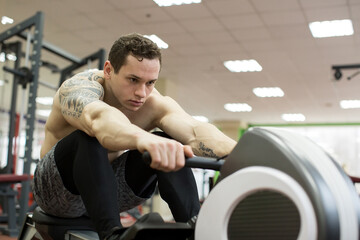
[33,33,236,240]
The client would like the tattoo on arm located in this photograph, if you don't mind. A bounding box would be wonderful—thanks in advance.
[74,71,105,82]
[59,78,104,118]
[199,142,219,158]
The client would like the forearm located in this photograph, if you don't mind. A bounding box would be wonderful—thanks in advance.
[189,123,237,158]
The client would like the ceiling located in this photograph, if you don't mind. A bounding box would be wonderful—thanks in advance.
[1,0,360,125]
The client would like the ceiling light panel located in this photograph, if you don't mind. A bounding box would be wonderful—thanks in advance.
[224,59,262,72]
[153,0,201,7]
[340,100,360,109]
[224,103,252,112]
[281,113,306,122]
[36,109,51,118]
[36,97,54,105]
[144,34,169,49]
[192,115,209,122]
[253,87,284,98]
[1,16,14,25]
[309,19,354,38]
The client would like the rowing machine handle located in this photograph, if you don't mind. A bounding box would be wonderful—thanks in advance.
[142,151,224,171]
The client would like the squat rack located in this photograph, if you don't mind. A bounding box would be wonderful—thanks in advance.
[0,11,106,230]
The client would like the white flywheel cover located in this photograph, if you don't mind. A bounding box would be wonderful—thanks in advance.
[195,166,317,240]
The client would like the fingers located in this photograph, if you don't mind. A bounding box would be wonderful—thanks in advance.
[148,139,187,172]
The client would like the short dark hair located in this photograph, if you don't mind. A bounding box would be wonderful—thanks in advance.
[108,33,162,73]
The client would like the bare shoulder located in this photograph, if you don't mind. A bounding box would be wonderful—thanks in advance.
[59,71,105,118]
[144,89,189,125]
[145,89,178,114]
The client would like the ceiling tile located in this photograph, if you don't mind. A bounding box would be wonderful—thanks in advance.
[105,0,156,9]
[172,44,212,56]
[350,4,360,20]
[51,14,99,31]
[2,0,360,125]
[164,3,213,20]
[219,14,264,29]
[62,0,114,13]
[164,33,198,46]
[299,0,348,9]
[261,11,306,26]
[180,18,225,32]
[251,0,301,12]
[123,7,172,24]
[304,6,351,22]
[203,42,246,55]
[205,0,255,16]
[74,28,111,42]
[142,21,187,35]
[232,27,272,41]
[268,24,313,39]
[277,38,317,50]
[192,30,235,44]
[241,39,282,52]
[82,10,133,28]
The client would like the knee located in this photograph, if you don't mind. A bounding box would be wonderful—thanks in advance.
[70,130,105,153]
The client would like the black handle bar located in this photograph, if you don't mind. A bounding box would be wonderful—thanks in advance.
[142,151,224,171]
[3,66,27,78]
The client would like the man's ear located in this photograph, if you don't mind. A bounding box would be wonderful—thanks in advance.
[103,60,112,79]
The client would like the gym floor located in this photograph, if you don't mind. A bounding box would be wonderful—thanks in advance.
[0,234,16,240]
[0,229,17,240]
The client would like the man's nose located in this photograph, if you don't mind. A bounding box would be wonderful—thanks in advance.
[135,84,146,98]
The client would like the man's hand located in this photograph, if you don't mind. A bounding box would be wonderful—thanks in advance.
[137,134,194,172]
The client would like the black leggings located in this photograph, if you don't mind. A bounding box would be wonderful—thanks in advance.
[54,130,200,239]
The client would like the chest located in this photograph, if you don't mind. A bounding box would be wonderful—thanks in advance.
[126,108,158,131]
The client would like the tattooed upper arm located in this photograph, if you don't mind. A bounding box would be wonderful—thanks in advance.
[59,77,104,119]
[74,71,104,82]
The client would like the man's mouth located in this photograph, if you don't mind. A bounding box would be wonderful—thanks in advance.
[129,100,143,107]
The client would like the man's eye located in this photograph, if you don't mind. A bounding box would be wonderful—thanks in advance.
[147,81,156,86]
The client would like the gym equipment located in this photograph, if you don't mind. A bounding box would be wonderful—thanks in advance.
[18,127,360,239]
[0,174,30,236]
[0,11,106,234]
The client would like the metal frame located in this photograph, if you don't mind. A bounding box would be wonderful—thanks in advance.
[59,48,106,86]
[1,41,22,175]
[332,64,360,81]
[0,11,106,230]
[0,11,44,225]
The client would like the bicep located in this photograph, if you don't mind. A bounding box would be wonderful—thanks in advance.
[59,77,104,132]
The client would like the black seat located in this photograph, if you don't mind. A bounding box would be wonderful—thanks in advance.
[32,206,96,239]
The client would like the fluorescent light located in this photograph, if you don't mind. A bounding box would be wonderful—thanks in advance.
[36,97,54,105]
[224,103,252,112]
[0,52,5,62]
[309,19,354,38]
[144,34,169,49]
[340,100,360,109]
[281,113,306,122]
[1,16,14,25]
[36,109,51,118]
[153,0,201,7]
[0,80,5,86]
[6,53,17,61]
[253,87,284,98]
[0,52,17,62]
[224,59,262,72]
[192,115,209,122]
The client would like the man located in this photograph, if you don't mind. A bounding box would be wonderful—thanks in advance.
[33,33,236,240]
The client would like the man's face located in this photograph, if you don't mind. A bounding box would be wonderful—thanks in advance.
[106,55,160,112]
